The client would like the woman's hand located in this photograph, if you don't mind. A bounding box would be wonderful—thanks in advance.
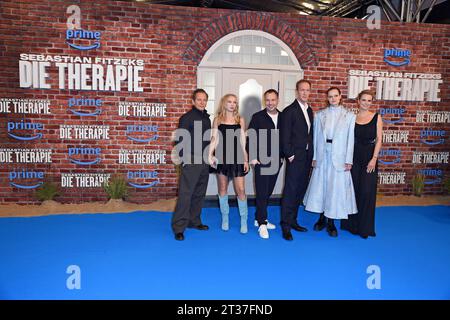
[312,160,316,168]
[367,158,377,173]
[209,154,218,168]
[344,163,352,171]
[244,161,249,173]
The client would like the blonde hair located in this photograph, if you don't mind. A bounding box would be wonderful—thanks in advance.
[357,89,375,101]
[216,94,241,125]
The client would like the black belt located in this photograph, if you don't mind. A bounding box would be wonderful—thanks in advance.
[356,138,376,145]
[326,139,332,143]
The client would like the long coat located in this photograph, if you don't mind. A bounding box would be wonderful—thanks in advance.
[303,106,358,219]
[314,106,355,170]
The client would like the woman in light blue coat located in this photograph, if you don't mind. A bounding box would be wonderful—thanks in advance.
[303,87,357,237]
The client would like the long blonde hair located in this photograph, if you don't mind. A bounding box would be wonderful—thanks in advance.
[216,94,241,125]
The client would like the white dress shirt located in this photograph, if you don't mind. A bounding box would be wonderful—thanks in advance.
[297,99,311,133]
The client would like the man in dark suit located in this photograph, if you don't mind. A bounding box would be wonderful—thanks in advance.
[279,80,314,241]
[172,89,211,241]
[247,89,282,239]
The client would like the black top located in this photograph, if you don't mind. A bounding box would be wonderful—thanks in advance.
[279,100,313,160]
[216,123,244,165]
[355,113,377,141]
[354,113,378,165]
[247,108,282,167]
[175,106,211,165]
[212,123,248,178]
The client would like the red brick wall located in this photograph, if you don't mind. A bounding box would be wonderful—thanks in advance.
[0,0,449,204]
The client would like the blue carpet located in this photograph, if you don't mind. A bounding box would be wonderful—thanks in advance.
[0,205,449,299]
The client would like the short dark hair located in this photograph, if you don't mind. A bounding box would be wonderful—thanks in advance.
[264,89,279,98]
[326,86,341,96]
[296,79,311,90]
[326,86,343,106]
[192,88,208,101]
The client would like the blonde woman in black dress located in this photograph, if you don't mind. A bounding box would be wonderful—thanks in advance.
[341,90,382,239]
[209,94,249,233]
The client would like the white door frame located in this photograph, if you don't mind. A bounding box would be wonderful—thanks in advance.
[196,30,304,197]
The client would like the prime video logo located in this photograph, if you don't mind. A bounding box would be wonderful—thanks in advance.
[127,171,159,188]
[383,48,410,66]
[68,97,102,116]
[66,29,101,50]
[65,5,101,50]
[9,169,44,189]
[379,107,405,124]
[7,120,43,141]
[68,147,102,165]
[126,125,159,143]
[379,149,401,165]
[420,129,445,145]
[418,168,442,185]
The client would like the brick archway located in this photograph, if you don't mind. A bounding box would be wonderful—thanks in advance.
[183,12,317,67]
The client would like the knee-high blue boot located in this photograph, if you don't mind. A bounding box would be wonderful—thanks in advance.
[218,194,229,231]
[237,198,248,234]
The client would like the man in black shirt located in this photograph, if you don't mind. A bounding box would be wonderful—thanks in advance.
[247,89,282,239]
[172,89,211,241]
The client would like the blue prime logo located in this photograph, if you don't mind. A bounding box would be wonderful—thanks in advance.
[127,171,159,188]
[68,147,102,165]
[420,129,445,145]
[379,107,405,124]
[66,29,101,50]
[418,169,442,185]
[9,169,44,189]
[384,48,411,66]
[68,97,102,116]
[379,149,401,165]
[126,125,159,143]
[7,120,43,141]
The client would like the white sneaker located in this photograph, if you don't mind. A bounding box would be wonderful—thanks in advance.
[254,220,276,230]
[266,221,276,230]
[258,224,269,239]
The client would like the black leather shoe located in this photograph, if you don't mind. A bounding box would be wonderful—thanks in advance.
[314,214,326,231]
[175,233,184,241]
[188,224,209,231]
[282,231,293,241]
[326,222,338,237]
[291,224,308,232]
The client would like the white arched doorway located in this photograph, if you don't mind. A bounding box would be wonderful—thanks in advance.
[197,30,304,196]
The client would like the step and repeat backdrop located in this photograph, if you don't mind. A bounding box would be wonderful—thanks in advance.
[0,0,449,204]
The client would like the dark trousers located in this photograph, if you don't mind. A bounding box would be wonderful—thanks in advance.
[254,164,281,226]
[280,149,313,231]
[172,164,209,234]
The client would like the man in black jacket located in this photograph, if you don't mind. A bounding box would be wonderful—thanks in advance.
[279,80,314,241]
[248,89,282,239]
[172,89,211,241]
